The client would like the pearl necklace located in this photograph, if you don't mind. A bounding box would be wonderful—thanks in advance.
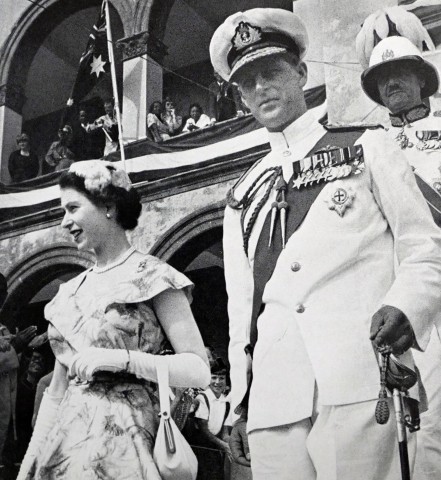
[93,246,136,274]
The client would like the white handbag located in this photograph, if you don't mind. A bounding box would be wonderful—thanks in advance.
[153,361,198,480]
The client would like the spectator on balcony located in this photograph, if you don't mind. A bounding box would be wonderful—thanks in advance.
[182,104,211,133]
[71,108,99,161]
[8,133,39,184]
[147,101,171,142]
[90,100,119,157]
[161,97,183,136]
[45,125,75,172]
[208,71,244,124]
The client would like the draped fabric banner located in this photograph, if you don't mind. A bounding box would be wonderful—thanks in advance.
[0,86,326,224]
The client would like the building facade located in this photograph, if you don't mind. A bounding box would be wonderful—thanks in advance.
[0,0,440,358]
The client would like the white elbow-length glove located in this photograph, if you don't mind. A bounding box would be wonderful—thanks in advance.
[17,390,63,480]
[69,348,210,389]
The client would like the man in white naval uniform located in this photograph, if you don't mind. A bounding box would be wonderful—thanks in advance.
[210,8,441,480]
[359,31,441,480]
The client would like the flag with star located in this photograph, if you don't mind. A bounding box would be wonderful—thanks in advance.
[66,2,109,106]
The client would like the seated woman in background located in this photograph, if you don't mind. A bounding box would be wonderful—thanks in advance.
[182,103,212,133]
[161,97,182,136]
[147,101,171,142]
[17,160,210,480]
[8,133,39,183]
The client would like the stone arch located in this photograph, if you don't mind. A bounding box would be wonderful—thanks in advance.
[147,0,176,42]
[0,0,126,181]
[150,201,229,359]
[150,200,225,270]
[0,243,93,330]
[0,0,129,89]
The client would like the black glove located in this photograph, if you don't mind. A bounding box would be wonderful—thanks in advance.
[370,305,415,355]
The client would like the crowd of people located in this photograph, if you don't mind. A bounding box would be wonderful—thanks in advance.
[7,72,248,184]
[0,276,55,480]
[146,72,247,143]
[2,4,441,480]
[7,100,119,184]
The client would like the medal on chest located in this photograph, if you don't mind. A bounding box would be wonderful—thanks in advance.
[389,105,431,150]
[325,187,356,217]
[415,131,441,151]
[291,144,364,190]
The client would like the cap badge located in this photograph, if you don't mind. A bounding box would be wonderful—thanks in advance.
[382,49,395,62]
[232,22,262,51]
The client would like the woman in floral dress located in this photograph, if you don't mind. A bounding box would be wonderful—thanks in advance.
[18,161,210,480]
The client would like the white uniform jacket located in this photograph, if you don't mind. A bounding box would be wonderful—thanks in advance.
[385,109,441,479]
[385,108,441,334]
[223,109,441,433]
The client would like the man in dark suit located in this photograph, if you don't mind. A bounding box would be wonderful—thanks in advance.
[208,71,245,123]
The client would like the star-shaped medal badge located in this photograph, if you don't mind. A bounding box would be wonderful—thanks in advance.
[292,173,305,189]
[90,55,107,78]
[325,187,355,217]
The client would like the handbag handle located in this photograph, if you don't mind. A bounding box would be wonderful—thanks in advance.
[156,360,176,454]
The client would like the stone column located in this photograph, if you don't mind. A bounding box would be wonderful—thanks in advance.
[117,31,167,143]
[293,0,325,90]
[0,83,25,183]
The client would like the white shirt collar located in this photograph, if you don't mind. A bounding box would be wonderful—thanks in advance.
[204,387,228,402]
[266,108,323,152]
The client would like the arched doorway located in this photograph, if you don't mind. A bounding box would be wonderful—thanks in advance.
[0,244,93,332]
[151,202,228,360]
[0,244,92,473]
[0,0,124,181]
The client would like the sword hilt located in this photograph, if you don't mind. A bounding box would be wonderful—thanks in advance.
[375,352,390,424]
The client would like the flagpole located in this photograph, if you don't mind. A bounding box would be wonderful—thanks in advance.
[104,0,126,170]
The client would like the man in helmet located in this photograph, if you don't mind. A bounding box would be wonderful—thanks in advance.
[211,7,441,480]
[358,21,441,480]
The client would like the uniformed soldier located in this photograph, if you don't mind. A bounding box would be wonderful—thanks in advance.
[210,8,441,480]
[358,20,441,480]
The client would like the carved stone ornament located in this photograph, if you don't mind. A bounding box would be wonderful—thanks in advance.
[116,31,168,63]
[0,84,26,114]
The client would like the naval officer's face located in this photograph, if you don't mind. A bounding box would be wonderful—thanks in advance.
[234,53,307,132]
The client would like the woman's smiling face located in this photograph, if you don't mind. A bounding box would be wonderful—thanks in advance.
[60,187,110,252]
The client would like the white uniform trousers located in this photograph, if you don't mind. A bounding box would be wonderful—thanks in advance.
[248,398,417,480]
[413,330,441,480]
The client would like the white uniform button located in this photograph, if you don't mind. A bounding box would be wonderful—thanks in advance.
[282,150,292,157]
[291,262,301,272]
[296,304,305,313]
